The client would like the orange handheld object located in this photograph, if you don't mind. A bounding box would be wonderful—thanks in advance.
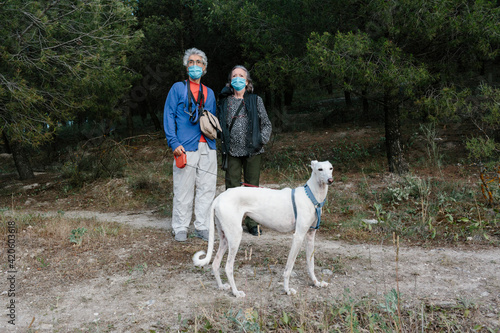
[174,152,187,169]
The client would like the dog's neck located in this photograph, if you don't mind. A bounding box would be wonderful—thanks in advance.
[305,177,328,202]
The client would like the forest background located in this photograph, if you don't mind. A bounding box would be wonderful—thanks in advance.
[1,0,500,179]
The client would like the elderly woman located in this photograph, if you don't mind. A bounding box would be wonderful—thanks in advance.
[163,48,217,242]
[218,65,272,236]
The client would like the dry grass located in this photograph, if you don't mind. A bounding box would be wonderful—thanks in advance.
[0,213,199,288]
[0,124,499,331]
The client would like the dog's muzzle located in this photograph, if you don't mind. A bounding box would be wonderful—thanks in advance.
[327,178,334,185]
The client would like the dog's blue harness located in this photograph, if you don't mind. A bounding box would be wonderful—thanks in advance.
[291,184,326,230]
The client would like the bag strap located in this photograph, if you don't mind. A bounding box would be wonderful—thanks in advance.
[228,100,245,133]
[203,110,221,130]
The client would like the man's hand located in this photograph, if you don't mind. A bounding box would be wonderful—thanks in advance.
[173,146,185,157]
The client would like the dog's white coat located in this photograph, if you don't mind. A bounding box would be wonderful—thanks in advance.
[193,160,333,297]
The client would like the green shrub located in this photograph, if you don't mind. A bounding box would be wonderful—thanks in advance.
[466,136,499,167]
[61,139,126,187]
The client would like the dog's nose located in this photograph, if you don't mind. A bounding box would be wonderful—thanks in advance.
[327,178,334,185]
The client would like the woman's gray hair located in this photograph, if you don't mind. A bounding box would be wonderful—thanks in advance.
[183,48,208,75]
[227,65,254,93]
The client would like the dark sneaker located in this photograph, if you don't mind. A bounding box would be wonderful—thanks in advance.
[194,229,209,241]
[249,226,262,236]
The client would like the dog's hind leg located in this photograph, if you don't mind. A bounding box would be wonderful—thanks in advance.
[225,229,245,298]
[305,229,329,288]
[212,227,230,290]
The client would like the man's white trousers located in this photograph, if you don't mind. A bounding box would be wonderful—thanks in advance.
[171,142,217,234]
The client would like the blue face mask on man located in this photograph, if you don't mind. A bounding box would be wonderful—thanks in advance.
[188,65,203,80]
[231,77,246,91]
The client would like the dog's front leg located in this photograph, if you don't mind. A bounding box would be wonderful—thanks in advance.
[305,229,329,288]
[283,232,306,295]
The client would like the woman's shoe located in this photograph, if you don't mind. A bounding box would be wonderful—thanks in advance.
[249,226,262,236]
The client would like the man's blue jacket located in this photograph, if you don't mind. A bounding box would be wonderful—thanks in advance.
[163,81,217,152]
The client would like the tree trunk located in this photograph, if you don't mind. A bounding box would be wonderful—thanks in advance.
[284,79,294,107]
[384,94,408,175]
[149,108,161,131]
[121,102,134,137]
[362,90,369,117]
[2,131,12,154]
[276,89,286,132]
[265,89,283,132]
[344,90,353,108]
[4,134,34,180]
[148,100,162,131]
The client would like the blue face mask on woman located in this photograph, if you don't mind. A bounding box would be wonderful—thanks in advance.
[231,77,246,91]
[188,65,203,80]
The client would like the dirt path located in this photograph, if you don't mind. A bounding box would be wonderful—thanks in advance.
[2,210,499,331]
[40,209,170,230]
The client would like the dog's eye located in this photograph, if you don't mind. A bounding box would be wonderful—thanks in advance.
[318,168,323,171]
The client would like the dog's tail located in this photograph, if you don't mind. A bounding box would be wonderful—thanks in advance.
[192,197,216,267]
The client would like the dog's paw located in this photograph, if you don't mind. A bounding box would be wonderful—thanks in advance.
[234,290,246,298]
[316,281,329,288]
[286,288,297,296]
[219,283,231,291]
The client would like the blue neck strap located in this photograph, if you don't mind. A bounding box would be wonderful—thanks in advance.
[183,80,203,123]
[291,184,326,230]
[304,184,325,229]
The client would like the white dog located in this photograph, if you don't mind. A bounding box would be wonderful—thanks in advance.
[193,160,334,297]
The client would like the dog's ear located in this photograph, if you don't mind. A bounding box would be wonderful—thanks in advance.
[311,160,318,169]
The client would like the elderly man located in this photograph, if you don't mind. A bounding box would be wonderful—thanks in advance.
[163,48,217,242]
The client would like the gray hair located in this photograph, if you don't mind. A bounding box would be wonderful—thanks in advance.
[183,48,208,75]
[228,65,254,93]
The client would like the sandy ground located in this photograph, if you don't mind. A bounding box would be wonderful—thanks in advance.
[1,209,499,332]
